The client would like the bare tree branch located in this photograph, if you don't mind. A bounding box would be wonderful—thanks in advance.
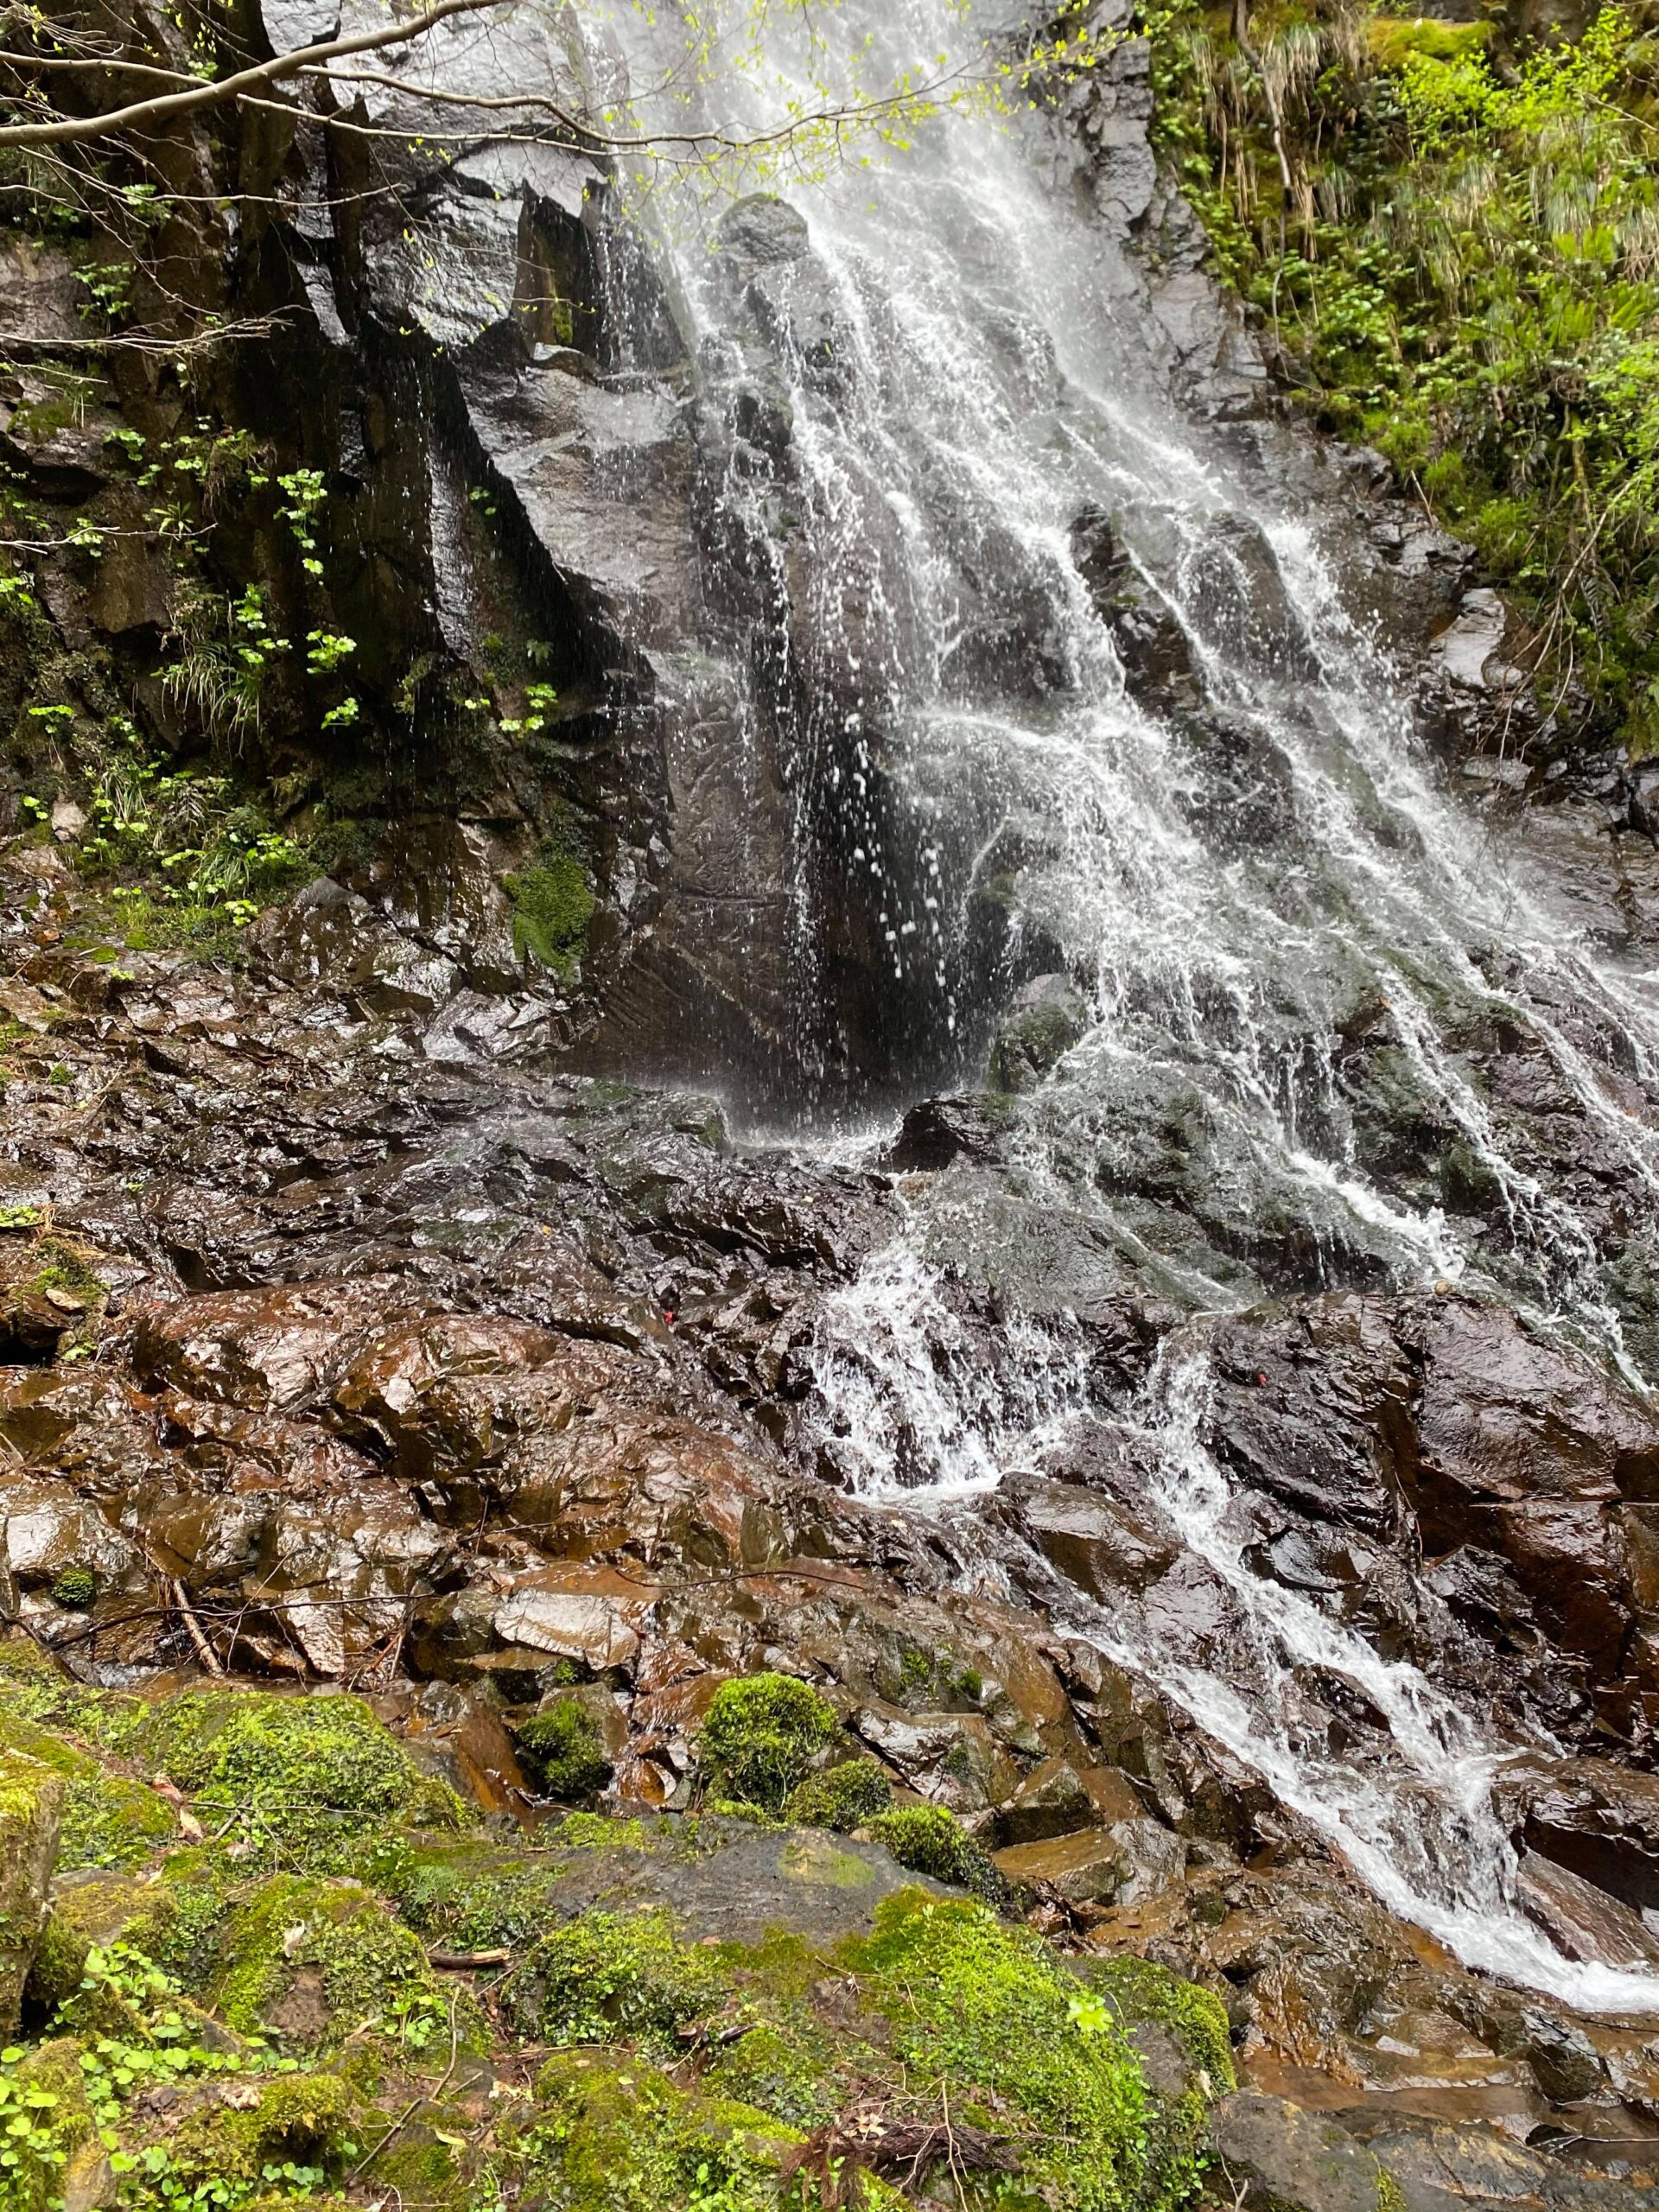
[0,0,509,149]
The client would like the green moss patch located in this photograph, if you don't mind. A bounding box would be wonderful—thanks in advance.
[134,1690,464,1867]
[785,1759,892,1832]
[0,1712,175,1872]
[508,1907,730,2050]
[512,2050,801,2212]
[866,1804,1001,1901]
[516,1698,612,1802]
[856,1892,1152,2212]
[207,1872,469,2054]
[505,854,594,975]
[696,1675,838,1814]
[168,2069,357,2189]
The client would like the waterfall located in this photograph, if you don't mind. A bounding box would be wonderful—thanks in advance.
[601,0,1659,2006]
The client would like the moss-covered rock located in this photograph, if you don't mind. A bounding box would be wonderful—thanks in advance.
[696,1675,838,1814]
[866,1804,1001,1902]
[207,1872,471,2054]
[0,1713,173,1873]
[132,1690,464,1867]
[784,1758,892,1833]
[0,1747,62,2031]
[507,1906,729,2050]
[167,2069,357,2189]
[702,2019,834,2128]
[28,1870,177,2017]
[856,1892,1159,2212]
[0,1673,1239,2210]
[0,2036,111,2212]
[513,2050,802,2212]
[515,1697,612,1802]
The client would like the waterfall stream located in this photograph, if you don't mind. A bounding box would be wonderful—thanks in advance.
[602,0,1659,2009]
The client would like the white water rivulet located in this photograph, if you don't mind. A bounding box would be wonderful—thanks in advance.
[605,0,1659,2009]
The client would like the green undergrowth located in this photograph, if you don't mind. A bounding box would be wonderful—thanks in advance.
[1147,0,1659,752]
[0,1648,1232,2208]
[502,824,595,978]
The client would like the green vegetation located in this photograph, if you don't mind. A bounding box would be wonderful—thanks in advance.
[1148,0,1659,749]
[516,1697,613,1801]
[504,851,596,976]
[513,2051,800,2212]
[866,1804,1003,1902]
[0,1651,1231,2211]
[783,1758,893,1831]
[72,720,314,945]
[858,1893,1153,2212]
[510,1907,731,2050]
[0,1711,175,1871]
[696,1675,840,1814]
[134,1690,465,1867]
[46,1567,95,1611]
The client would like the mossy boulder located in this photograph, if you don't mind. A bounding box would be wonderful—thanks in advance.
[28,1870,177,2017]
[0,1713,173,1874]
[515,1697,612,1802]
[505,1906,730,2050]
[866,1804,1002,1902]
[0,1747,62,2030]
[855,1892,1169,2211]
[696,1675,839,1813]
[132,1690,464,1867]
[3,2037,111,2212]
[784,1758,892,1832]
[168,2070,357,2190]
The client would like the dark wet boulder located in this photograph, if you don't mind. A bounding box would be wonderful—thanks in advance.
[1208,2092,1399,2212]
[988,973,1089,1092]
[714,194,848,398]
[882,1093,1009,1170]
[1168,711,1300,850]
[1068,505,1198,706]
[1004,1473,1179,1598]
[1201,1295,1415,1534]
[1497,1755,1659,1913]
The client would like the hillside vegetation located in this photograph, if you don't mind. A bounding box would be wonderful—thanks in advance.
[1148,0,1659,753]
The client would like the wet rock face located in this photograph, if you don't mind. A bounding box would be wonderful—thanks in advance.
[1184,1289,1659,1748]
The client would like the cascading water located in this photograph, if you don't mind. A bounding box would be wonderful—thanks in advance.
[601,0,1659,2008]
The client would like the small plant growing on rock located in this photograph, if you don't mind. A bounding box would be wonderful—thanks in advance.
[868,1805,1003,1904]
[516,1699,612,1802]
[696,1674,838,1815]
[784,1758,892,1833]
[48,1566,95,1611]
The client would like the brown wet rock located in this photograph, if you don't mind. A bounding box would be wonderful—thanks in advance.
[851,1707,1020,1814]
[995,1818,1185,1908]
[134,1281,410,1413]
[1333,2107,1659,2209]
[1005,1472,1179,1596]
[1517,1853,1659,1972]
[1498,1756,1659,1914]
[996,1755,1146,1845]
